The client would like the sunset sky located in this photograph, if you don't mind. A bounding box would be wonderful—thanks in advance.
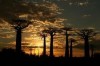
[0,0,100,57]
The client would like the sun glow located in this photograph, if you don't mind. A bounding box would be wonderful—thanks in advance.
[22,33,85,57]
[22,36,44,56]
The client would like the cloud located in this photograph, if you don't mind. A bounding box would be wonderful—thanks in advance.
[94,34,100,40]
[24,37,33,41]
[0,41,16,49]
[58,0,89,6]
[82,14,91,18]
[0,0,63,26]
[0,21,12,29]
[8,41,16,45]
[21,42,30,46]
[0,34,14,39]
[0,42,4,44]
[0,22,15,39]
[78,2,88,6]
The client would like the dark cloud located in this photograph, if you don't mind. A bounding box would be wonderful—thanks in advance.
[0,0,30,23]
[0,0,62,25]
[51,0,100,30]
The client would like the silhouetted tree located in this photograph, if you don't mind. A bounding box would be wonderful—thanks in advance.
[43,28,56,57]
[12,18,31,53]
[0,0,64,57]
[76,28,97,58]
[43,27,61,57]
[40,31,47,56]
[90,44,94,58]
[69,38,76,58]
[62,27,72,58]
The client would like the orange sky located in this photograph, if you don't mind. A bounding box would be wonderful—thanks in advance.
[0,0,100,57]
[23,46,84,57]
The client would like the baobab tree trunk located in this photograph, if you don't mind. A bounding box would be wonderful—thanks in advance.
[84,36,90,58]
[50,34,53,57]
[65,31,69,58]
[91,46,94,58]
[43,36,46,56]
[16,28,22,53]
[70,40,73,58]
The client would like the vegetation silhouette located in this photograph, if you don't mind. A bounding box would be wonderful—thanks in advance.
[0,48,100,65]
[69,38,76,58]
[61,27,72,58]
[40,30,47,56]
[76,28,97,58]
[12,18,31,53]
[0,0,99,65]
[43,27,60,57]
[90,44,94,58]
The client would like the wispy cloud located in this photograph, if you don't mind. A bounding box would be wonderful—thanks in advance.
[0,34,14,39]
[82,14,91,18]
[8,41,16,45]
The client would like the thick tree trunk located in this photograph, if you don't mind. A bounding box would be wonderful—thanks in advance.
[90,45,94,58]
[16,28,22,53]
[84,36,90,58]
[50,34,53,57]
[70,40,72,58]
[65,31,69,58]
[43,36,46,56]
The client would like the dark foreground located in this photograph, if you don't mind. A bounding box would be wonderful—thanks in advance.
[0,49,100,66]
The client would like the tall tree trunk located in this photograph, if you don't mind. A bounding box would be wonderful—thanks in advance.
[16,28,22,53]
[65,31,69,58]
[70,40,72,58]
[91,45,94,58]
[50,34,53,57]
[84,36,90,58]
[43,36,46,56]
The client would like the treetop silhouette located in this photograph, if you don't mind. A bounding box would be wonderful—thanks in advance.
[76,28,97,58]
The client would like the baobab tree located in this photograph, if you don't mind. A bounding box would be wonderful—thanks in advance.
[69,38,76,58]
[43,27,61,57]
[90,44,94,58]
[12,18,31,53]
[76,28,97,58]
[61,27,72,58]
[40,31,47,56]
[0,0,65,55]
[43,28,56,57]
